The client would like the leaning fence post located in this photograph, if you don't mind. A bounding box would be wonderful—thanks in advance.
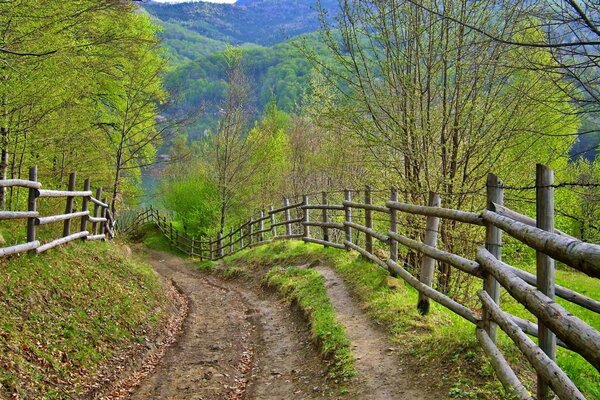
[484,174,504,342]
[365,186,373,254]
[270,206,277,238]
[322,192,329,246]
[80,178,91,240]
[284,198,292,236]
[302,195,310,239]
[536,164,556,400]
[63,172,76,237]
[259,211,265,242]
[92,187,102,235]
[343,190,352,250]
[26,166,38,249]
[389,188,398,264]
[417,192,441,315]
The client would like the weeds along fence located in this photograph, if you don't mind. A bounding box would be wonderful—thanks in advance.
[0,166,115,257]
[125,163,600,400]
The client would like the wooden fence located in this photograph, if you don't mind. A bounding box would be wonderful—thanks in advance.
[125,163,600,400]
[0,166,115,257]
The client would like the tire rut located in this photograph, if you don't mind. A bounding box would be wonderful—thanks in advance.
[129,249,335,400]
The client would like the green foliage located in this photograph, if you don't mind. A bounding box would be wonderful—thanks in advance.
[0,242,166,399]
[264,266,355,379]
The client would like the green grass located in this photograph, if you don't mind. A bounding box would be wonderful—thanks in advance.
[0,241,167,399]
[264,266,355,380]
[220,240,600,399]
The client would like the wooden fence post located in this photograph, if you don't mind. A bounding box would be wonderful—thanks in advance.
[218,232,223,258]
[389,188,398,264]
[169,223,173,245]
[270,206,277,238]
[62,172,76,237]
[101,197,108,237]
[484,174,504,342]
[259,211,265,242]
[302,195,310,239]
[80,178,90,240]
[230,227,234,253]
[365,186,373,254]
[344,190,352,250]
[417,192,441,315]
[284,198,292,236]
[322,192,329,246]
[249,217,254,245]
[92,187,102,235]
[536,164,556,400]
[26,166,37,247]
[191,236,196,257]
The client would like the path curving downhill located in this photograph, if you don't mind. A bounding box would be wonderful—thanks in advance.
[128,249,336,400]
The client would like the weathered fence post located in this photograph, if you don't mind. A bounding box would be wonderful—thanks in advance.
[63,172,76,237]
[417,192,441,315]
[389,188,398,264]
[302,195,310,239]
[365,186,373,254]
[321,192,329,246]
[26,166,37,248]
[218,232,224,258]
[284,198,292,236]
[536,164,556,400]
[92,187,102,235]
[80,178,90,240]
[101,197,108,237]
[240,226,244,249]
[259,211,265,242]
[484,174,504,342]
[230,227,234,253]
[249,217,254,245]
[270,206,277,238]
[344,190,352,250]
[191,236,196,257]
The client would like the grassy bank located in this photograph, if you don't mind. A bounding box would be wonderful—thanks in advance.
[0,241,168,399]
[219,240,600,399]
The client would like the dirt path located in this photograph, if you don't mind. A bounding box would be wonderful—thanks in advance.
[313,266,448,400]
[129,249,336,400]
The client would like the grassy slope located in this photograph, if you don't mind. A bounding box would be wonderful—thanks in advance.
[0,241,167,399]
[219,241,600,399]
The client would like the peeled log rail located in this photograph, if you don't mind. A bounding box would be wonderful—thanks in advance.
[86,216,107,224]
[482,210,600,279]
[86,234,106,241]
[388,231,482,277]
[302,221,344,230]
[300,204,345,211]
[490,203,577,241]
[479,291,586,400]
[89,196,109,208]
[344,221,389,243]
[269,201,304,214]
[0,211,39,220]
[0,179,41,189]
[303,237,345,249]
[36,231,89,253]
[505,263,600,314]
[475,328,532,400]
[386,201,484,225]
[37,189,92,198]
[342,201,390,214]
[35,211,89,226]
[0,241,40,256]
[510,315,569,349]
[271,217,303,228]
[384,257,479,324]
[477,247,600,370]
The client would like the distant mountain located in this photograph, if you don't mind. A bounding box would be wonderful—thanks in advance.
[143,0,338,47]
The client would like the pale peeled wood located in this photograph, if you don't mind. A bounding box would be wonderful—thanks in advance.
[491,203,576,241]
[477,247,600,370]
[0,179,41,189]
[303,237,345,249]
[342,200,390,214]
[386,201,484,225]
[37,189,92,198]
[476,328,532,400]
[481,210,600,279]
[0,211,39,220]
[479,291,585,400]
[0,241,40,257]
[35,211,89,226]
[36,231,89,253]
[345,221,389,243]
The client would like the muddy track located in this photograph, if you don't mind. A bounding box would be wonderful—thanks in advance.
[313,265,448,400]
[129,249,336,400]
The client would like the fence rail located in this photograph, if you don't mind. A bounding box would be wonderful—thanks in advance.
[123,163,600,400]
[0,166,114,257]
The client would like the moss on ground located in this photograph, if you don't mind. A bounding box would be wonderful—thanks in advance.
[0,241,167,399]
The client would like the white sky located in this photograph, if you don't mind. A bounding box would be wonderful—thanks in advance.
[151,0,237,3]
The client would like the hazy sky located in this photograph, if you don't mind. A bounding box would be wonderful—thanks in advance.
[151,0,237,3]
